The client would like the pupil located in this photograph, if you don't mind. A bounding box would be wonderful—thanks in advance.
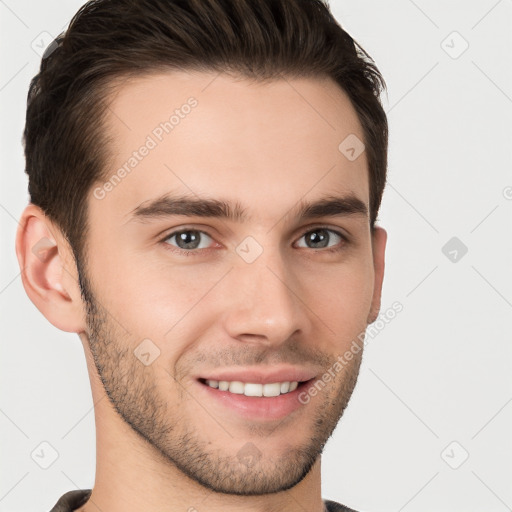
[177,231,199,249]
[309,229,328,248]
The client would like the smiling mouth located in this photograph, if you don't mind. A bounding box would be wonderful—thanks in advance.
[198,378,312,397]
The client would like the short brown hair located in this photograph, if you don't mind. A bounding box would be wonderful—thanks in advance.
[24,0,388,270]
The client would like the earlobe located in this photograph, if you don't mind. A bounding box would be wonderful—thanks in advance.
[15,204,86,333]
[367,226,387,325]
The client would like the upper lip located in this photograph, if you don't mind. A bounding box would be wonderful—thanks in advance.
[197,366,317,384]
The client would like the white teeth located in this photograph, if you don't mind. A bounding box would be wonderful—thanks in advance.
[263,383,281,397]
[244,383,263,396]
[228,381,245,394]
[205,379,300,396]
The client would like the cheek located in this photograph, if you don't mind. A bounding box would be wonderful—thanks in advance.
[89,234,374,352]
[298,257,375,341]
[95,249,227,340]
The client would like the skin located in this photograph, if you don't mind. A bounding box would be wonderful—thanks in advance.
[16,71,386,512]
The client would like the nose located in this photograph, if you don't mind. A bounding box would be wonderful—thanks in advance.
[221,247,307,348]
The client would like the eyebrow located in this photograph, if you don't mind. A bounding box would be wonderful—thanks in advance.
[126,193,368,224]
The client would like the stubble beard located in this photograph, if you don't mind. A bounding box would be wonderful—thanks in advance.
[78,266,363,495]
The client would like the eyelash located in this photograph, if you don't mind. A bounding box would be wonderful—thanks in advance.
[159,226,348,257]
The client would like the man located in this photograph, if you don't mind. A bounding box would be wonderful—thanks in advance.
[16,0,388,510]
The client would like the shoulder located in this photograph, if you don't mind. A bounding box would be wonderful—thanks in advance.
[48,489,92,512]
[324,498,361,512]
[49,491,355,512]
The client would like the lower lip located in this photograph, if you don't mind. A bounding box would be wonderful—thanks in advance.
[195,379,312,421]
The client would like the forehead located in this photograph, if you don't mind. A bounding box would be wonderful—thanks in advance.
[94,70,369,224]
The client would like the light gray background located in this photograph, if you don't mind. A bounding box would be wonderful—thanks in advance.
[1,1,511,511]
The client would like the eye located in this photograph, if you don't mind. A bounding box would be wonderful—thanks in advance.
[295,227,346,251]
[163,229,214,252]
[160,226,348,257]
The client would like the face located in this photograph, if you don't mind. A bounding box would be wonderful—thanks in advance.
[80,71,383,494]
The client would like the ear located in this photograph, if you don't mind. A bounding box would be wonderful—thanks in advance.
[367,226,387,324]
[15,204,86,333]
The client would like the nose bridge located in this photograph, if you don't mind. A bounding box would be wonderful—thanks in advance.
[222,240,305,344]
